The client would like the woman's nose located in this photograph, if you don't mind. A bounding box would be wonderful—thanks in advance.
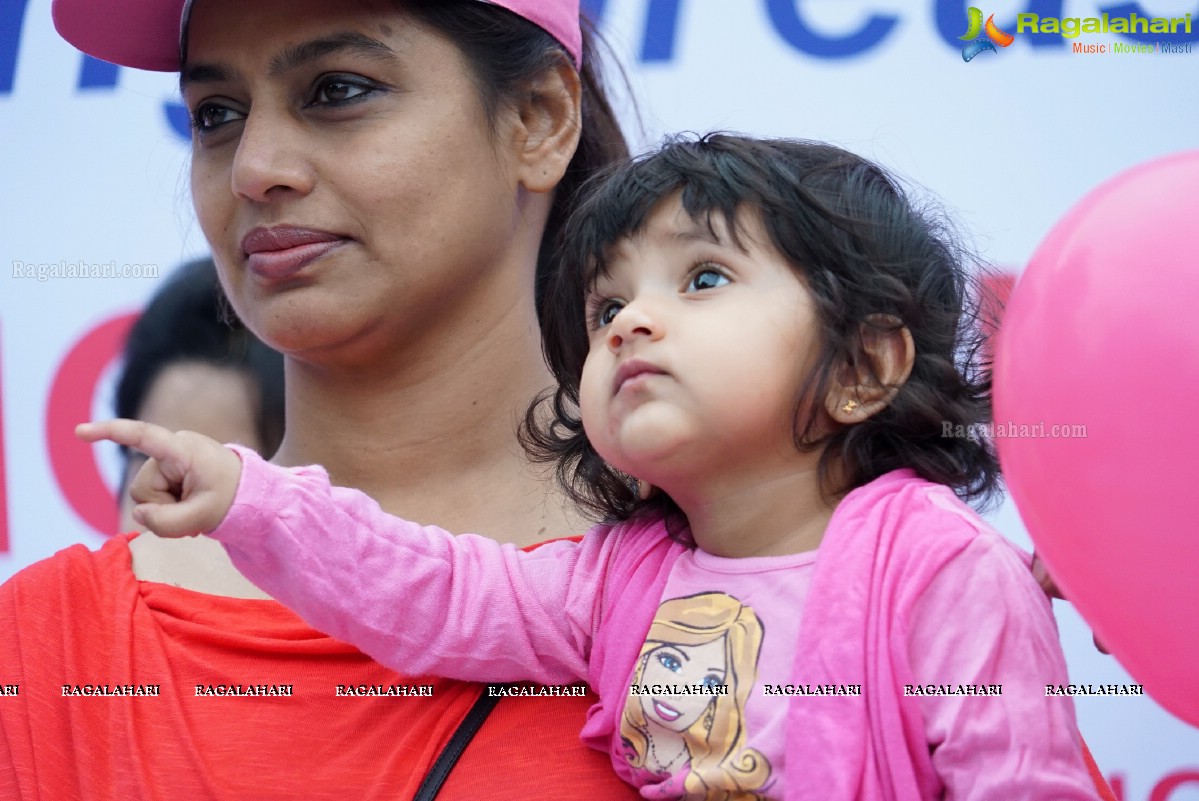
[230,111,315,202]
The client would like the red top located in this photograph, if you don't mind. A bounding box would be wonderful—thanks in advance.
[0,534,637,800]
[0,534,1117,800]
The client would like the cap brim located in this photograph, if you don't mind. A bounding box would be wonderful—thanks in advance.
[52,0,581,71]
[52,0,187,72]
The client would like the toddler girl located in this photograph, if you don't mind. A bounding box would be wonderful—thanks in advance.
[81,135,1097,800]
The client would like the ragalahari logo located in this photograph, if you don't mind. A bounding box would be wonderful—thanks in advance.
[959,8,1014,61]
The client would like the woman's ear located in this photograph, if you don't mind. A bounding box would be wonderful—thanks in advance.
[511,56,582,193]
[826,315,915,424]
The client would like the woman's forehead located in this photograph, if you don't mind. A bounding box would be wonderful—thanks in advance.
[183,0,429,69]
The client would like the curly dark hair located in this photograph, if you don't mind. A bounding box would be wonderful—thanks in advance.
[522,133,1002,526]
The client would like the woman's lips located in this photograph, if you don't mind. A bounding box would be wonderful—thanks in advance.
[242,227,348,281]
[652,699,681,722]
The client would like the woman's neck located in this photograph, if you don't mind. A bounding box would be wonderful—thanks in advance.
[274,319,586,547]
[131,298,588,598]
[643,723,690,773]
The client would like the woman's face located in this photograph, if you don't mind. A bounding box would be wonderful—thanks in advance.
[184,0,536,364]
[639,639,727,733]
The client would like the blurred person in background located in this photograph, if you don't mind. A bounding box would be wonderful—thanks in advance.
[111,258,284,594]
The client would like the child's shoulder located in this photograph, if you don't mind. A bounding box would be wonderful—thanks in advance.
[846,468,998,541]
[837,469,1032,577]
[857,470,1040,597]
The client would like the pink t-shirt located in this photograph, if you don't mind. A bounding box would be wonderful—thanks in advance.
[209,449,1097,800]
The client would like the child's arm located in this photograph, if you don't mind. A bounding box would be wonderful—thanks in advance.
[909,531,1100,800]
[76,419,242,535]
[77,419,612,687]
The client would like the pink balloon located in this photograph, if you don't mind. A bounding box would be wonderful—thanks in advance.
[995,150,1199,727]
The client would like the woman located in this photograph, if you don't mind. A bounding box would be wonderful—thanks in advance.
[1,1,635,798]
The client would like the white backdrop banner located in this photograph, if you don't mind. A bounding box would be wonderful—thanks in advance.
[1,0,1197,796]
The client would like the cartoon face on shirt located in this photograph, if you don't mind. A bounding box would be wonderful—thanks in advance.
[640,639,727,732]
[620,592,772,798]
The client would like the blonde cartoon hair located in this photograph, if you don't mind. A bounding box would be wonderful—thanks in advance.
[621,592,770,799]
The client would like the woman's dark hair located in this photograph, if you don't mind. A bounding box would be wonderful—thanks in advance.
[523,133,1002,526]
[115,258,285,468]
[403,1,631,317]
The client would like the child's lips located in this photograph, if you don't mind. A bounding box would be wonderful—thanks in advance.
[613,359,667,395]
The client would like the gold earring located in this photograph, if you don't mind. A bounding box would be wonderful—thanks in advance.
[841,399,859,414]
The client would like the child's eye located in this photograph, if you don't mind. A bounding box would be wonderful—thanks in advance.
[588,299,624,329]
[686,267,729,292]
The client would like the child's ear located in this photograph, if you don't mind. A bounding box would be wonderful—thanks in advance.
[511,56,582,194]
[825,315,915,424]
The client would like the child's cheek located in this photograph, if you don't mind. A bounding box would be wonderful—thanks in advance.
[578,357,608,444]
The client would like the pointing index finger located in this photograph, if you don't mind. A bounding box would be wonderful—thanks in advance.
[76,419,182,462]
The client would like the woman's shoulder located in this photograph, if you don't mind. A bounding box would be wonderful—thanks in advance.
[1,533,137,608]
[0,535,138,687]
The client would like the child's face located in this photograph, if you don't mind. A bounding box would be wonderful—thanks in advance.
[579,196,823,494]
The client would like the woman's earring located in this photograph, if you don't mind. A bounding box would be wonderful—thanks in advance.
[637,479,654,501]
[841,399,859,414]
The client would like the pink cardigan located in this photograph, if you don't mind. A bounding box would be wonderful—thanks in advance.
[212,451,1094,800]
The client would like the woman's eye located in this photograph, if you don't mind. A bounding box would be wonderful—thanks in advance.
[702,674,723,689]
[192,103,242,131]
[686,268,729,292]
[312,78,374,105]
[656,653,682,673]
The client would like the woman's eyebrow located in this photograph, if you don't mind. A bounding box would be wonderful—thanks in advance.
[180,62,241,90]
[268,32,398,76]
[180,32,398,90]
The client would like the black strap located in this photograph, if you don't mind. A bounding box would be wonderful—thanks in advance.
[411,684,504,801]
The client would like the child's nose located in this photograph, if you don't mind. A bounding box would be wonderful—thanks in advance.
[607,302,661,351]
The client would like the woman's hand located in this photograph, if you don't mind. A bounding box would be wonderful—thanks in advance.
[76,419,242,537]
[1031,552,1109,654]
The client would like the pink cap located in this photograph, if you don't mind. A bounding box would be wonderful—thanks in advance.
[51,0,581,73]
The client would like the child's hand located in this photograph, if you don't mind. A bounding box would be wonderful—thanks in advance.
[76,419,243,537]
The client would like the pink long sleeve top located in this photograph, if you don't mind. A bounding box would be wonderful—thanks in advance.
[209,448,1097,800]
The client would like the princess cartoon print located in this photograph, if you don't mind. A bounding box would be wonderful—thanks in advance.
[621,592,771,799]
